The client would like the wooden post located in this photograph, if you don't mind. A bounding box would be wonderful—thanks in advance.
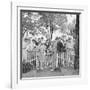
[56,53,58,68]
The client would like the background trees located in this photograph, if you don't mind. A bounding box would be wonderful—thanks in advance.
[21,11,68,39]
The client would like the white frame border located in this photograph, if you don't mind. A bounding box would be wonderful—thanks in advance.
[11,2,88,88]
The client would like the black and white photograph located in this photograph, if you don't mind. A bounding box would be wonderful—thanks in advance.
[20,9,80,78]
[10,1,89,88]
[0,0,88,89]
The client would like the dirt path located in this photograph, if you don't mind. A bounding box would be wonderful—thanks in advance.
[22,67,79,78]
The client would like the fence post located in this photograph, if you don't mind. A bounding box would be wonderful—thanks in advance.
[56,53,58,68]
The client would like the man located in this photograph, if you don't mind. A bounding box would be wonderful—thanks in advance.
[35,43,46,70]
[55,40,65,71]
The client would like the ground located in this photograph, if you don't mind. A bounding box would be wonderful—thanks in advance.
[22,67,79,78]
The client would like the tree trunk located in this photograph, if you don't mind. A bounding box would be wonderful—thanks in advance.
[50,21,53,40]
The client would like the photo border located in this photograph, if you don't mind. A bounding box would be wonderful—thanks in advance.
[19,7,81,79]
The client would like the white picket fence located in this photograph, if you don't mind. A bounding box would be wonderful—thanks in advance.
[25,48,75,69]
[58,48,75,67]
